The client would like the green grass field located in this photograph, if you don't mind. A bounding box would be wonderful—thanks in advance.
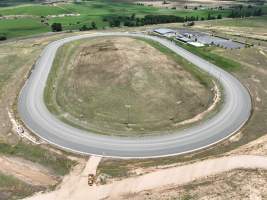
[0,1,231,17]
[1,0,263,39]
[0,17,50,38]
[0,4,69,16]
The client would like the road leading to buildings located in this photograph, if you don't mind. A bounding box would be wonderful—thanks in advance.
[18,32,251,158]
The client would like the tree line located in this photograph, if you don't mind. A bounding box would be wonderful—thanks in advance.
[103,6,263,28]
[49,5,263,33]
[50,21,97,32]
[103,13,224,28]
[228,5,262,18]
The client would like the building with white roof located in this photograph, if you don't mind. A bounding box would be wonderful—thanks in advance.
[188,42,205,47]
[153,28,176,37]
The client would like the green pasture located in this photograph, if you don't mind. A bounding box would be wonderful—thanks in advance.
[0,1,266,39]
[0,17,50,38]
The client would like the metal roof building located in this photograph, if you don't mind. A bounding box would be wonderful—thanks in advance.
[153,28,176,35]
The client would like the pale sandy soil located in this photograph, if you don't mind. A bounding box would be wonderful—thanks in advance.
[120,169,267,200]
[228,133,267,156]
[0,156,58,186]
[82,156,102,176]
[24,155,267,200]
[128,130,267,177]
[23,156,101,200]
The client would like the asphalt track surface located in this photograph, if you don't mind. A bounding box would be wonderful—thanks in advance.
[18,32,251,158]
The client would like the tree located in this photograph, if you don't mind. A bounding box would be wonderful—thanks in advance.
[91,21,97,29]
[254,8,262,16]
[51,23,62,32]
[207,13,211,20]
[79,25,89,31]
[130,13,136,20]
[109,19,120,27]
[217,14,222,19]
[0,35,7,41]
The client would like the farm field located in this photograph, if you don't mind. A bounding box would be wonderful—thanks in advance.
[44,36,214,136]
[193,15,267,41]
[0,17,50,38]
[202,15,267,28]
[1,0,266,39]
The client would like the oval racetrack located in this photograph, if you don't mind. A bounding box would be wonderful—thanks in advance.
[18,32,251,158]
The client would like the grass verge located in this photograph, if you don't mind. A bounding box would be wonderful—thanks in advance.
[173,40,242,71]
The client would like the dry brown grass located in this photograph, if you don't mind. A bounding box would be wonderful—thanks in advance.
[45,36,213,136]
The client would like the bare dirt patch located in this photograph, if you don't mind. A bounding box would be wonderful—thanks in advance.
[45,36,213,136]
[0,156,58,186]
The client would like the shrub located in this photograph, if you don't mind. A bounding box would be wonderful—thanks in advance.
[51,23,62,32]
[0,35,7,41]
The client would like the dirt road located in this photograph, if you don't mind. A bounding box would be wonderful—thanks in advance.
[24,155,267,200]
[23,156,101,200]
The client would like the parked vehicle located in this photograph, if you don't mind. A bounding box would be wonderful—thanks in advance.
[88,174,95,186]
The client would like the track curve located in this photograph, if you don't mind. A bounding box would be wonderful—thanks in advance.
[18,32,251,158]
